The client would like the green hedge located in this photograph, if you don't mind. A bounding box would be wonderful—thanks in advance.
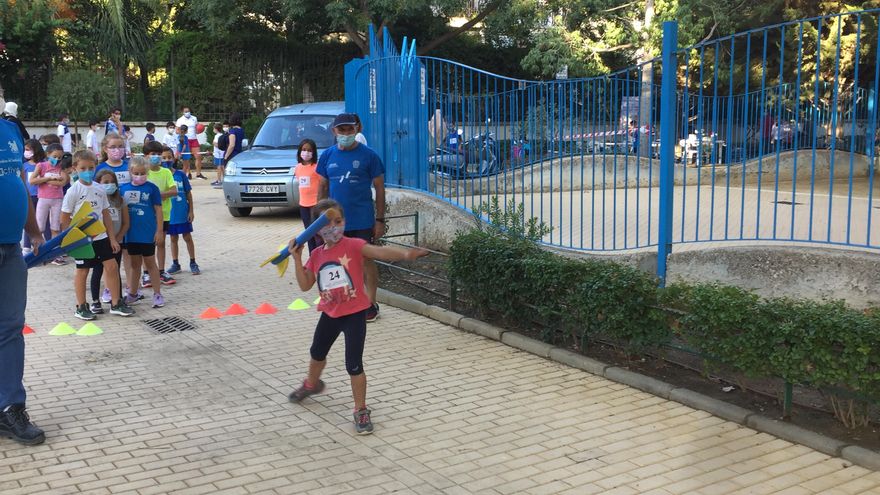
[448,199,880,423]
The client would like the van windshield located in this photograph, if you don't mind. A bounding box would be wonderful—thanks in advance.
[251,114,336,150]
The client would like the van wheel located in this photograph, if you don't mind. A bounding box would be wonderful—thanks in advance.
[228,206,252,217]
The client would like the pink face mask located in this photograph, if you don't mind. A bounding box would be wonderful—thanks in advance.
[23,150,34,159]
[300,151,314,162]
[131,175,147,186]
[108,148,126,161]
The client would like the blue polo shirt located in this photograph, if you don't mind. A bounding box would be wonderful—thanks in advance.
[96,159,131,185]
[120,182,162,243]
[170,170,191,225]
[0,120,26,243]
[316,143,385,231]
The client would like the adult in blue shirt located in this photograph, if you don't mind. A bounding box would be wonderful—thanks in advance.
[316,113,386,322]
[223,113,246,164]
[0,105,46,445]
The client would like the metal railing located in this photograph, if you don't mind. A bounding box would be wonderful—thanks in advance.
[347,12,880,281]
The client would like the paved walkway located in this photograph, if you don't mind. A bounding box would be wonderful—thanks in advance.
[3,180,879,494]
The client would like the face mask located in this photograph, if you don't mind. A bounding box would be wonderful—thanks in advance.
[79,170,95,184]
[103,183,118,195]
[48,157,59,166]
[108,148,125,160]
[131,175,147,186]
[300,151,314,162]
[71,172,79,182]
[167,128,175,133]
[23,150,34,159]
[149,155,161,166]
[336,134,356,148]
[223,127,229,132]
[162,160,174,169]
[319,224,345,244]
[184,112,191,118]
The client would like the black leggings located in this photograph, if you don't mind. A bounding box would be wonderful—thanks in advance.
[309,310,367,375]
[299,206,319,253]
[90,251,122,302]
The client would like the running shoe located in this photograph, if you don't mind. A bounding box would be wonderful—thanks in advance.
[75,303,96,321]
[21,247,32,256]
[142,272,152,288]
[152,293,165,308]
[190,261,201,275]
[110,301,135,316]
[197,174,208,180]
[100,287,112,304]
[365,303,379,323]
[51,257,66,266]
[159,271,176,285]
[167,261,182,274]
[124,293,141,306]
[353,408,374,435]
[288,380,325,403]
[89,301,104,315]
[210,180,220,186]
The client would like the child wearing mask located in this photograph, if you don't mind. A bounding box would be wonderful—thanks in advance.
[166,157,199,275]
[120,158,165,308]
[176,125,192,178]
[91,170,129,314]
[31,143,68,265]
[162,122,178,150]
[293,138,320,252]
[21,139,42,255]
[143,141,178,286]
[211,123,227,187]
[96,132,131,185]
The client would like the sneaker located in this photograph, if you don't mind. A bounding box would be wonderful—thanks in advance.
[124,293,141,306]
[353,407,374,435]
[100,288,112,304]
[51,257,66,266]
[160,272,176,285]
[152,293,165,308]
[21,247,32,256]
[212,183,223,189]
[197,174,208,180]
[210,180,220,186]
[365,303,379,323]
[288,380,325,403]
[0,404,45,445]
[110,301,135,317]
[142,272,152,288]
[190,261,201,275]
[89,301,104,314]
[74,303,96,321]
[167,261,182,274]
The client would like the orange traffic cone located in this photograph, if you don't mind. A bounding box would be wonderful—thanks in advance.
[199,307,223,319]
[224,303,248,316]
[254,303,278,315]
[22,325,35,335]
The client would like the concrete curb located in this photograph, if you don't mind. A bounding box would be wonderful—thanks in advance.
[377,289,880,472]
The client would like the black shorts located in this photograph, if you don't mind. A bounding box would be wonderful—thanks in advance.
[162,221,170,232]
[126,242,156,257]
[74,237,116,270]
[310,310,367,375]
[344,228,373,244]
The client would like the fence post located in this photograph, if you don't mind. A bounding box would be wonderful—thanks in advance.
[657,21,678,287]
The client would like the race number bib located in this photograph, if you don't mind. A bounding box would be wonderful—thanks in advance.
[124,190,140,205]
[298,176,311,188]
[318,263,350,291]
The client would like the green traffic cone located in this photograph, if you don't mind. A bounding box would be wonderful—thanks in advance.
[288,298,311,310]
[49,322,77,336]
[76,322,103,336]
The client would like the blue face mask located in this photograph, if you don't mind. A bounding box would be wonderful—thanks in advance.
[48,157,59,166]
[162,160,174,169]
[79,170,95,184]
[70,172,79,182]
[336,134,356,148]
[103,183,118,195]
[149,155,161,166]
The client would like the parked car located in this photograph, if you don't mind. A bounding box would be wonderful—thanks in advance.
[222,101,344,217]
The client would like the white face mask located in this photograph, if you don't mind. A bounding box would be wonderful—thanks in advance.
[300,151,314,161]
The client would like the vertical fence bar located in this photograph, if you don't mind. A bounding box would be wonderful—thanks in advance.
[658,21,678,285]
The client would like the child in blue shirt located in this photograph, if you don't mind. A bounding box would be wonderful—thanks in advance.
[176,125,192,178]
[120,157,165,309]
[165,150,199,275]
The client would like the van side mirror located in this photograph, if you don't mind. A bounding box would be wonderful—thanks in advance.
[242,138,249,149]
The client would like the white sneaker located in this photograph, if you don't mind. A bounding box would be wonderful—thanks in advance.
[100,288,112,304]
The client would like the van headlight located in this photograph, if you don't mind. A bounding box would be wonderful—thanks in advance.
[225,160,238,176]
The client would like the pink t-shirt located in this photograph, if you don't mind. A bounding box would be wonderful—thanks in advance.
[305,236,371,318]
[34,161,65,199]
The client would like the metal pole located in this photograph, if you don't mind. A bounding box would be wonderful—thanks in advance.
[657,21,678,286]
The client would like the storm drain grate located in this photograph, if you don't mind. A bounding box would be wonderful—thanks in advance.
[143,317,196,334]
[772,200,803,206]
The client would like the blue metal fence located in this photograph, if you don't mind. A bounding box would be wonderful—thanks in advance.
[346,11,880,280]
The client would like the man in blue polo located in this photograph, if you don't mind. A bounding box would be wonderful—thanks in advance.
[0,94,46,445]
[317,113,386,322]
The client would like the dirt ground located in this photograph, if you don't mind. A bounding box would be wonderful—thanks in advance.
[377,255,880,452]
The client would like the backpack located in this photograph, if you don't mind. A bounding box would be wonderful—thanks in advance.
[217,132,229,151]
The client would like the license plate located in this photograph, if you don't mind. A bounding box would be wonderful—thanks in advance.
[245,185,280,194]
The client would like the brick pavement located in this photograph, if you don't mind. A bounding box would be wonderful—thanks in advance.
[3,180,879,494]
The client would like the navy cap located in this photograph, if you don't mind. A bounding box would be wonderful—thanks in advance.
[332,113,358,128]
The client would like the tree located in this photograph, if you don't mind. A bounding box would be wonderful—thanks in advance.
[46,68,116,146]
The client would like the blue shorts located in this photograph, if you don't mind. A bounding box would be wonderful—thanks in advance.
[167,222,193,235]
[213,157,224,167]
[181,153,192,160]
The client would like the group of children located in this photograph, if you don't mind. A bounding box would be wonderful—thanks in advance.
[22,132,200,320]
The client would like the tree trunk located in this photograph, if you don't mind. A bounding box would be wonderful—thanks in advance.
[638,0,655,157]
[138,61,155,119]
[115,66,126,111]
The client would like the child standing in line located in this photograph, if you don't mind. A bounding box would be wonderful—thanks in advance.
[161,146,175,170]
[166,155,199,275]
[162,122,178,150]
[96,132,131,185]
[210,123,227,188]
[90,170,129,314]
[120,157,165,308]
[20,139,41,255]
[176,125,192,178]
[287,198,428,435]
[293,138,320,252]
[60,150,134,320]
[85,119,100,156]
[31,143,68,266]
[143,141,177,286]
[144,123,156,145]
